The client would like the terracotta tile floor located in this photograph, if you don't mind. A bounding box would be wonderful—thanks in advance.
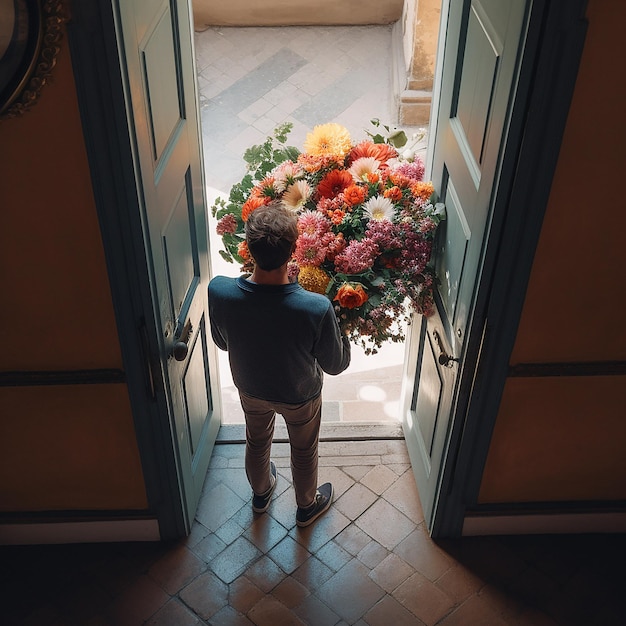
[2,440,626,625]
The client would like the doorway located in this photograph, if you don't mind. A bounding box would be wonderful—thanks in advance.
[195,24,431,433]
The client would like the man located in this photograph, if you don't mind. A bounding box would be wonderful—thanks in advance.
[208,201,351,527]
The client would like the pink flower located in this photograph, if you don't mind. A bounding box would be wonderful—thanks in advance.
[399,224,432,274]
[297,210,332,237]
[366,220,403,251]
[392,157,425,181]
[334,238,379,274]
[294,232,327,266]
[316,196,345,212]
[419,216,437,235]
[216,213,237,235]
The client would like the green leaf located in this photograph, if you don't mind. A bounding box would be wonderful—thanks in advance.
[368,293,382,308]
[388,130,408,148]
[219,249,234,263]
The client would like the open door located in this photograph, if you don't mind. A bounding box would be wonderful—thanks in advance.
[115,0,221,531]
[401,0,529,531]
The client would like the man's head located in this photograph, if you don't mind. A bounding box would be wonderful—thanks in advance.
[245,201,298,271]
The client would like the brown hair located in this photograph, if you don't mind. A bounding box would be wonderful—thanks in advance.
[245,201,298,270]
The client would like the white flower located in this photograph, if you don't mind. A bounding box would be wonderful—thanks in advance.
[281,180,312,212]
[348,157,380,182]
[273,162,304,192]
[363,195,396,221]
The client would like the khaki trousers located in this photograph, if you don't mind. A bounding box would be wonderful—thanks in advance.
[238,391,322,509]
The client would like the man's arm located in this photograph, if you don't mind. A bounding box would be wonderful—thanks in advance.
[207,284,228,351]
[314,305,351,375]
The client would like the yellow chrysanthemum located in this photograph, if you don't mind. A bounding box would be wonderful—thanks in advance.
[298,265,331,294]
[303,123,352,160]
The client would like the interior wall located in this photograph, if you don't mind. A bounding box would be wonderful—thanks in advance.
[0,28,148,512]
[479,0,626,504]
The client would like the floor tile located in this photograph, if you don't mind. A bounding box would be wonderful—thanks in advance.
[208,536,262,583]
[356,497,416,550]
[271,575,310,609]
[393,571,455,626]
[317,558,386,623]
[394,524,454,581]
[144,598,203,626]
[228,576,265,615]
[364,594,427,626]
[369,552,415,593]
[247,594,306,625]
[181,570,228,618]
[268,535,312,575]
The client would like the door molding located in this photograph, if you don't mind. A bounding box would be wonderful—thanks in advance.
[430,0,589,537]
[67,1,188,540]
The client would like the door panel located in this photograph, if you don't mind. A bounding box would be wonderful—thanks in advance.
[402,0,528,530]
[118,0,220,530]
[435,178,470,329]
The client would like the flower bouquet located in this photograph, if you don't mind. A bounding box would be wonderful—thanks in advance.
[211,120,445,354]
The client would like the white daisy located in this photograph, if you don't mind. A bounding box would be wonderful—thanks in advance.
[363,195,396,221]
[281,180,312,212]
[348,157,381,182]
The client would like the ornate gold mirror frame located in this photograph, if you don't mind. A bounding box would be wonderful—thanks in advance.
[0,0,65,119]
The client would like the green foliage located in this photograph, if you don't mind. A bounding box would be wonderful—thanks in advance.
[210,123,300,265]
[366,118,408,148]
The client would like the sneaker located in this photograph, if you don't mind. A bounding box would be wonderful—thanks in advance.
[296,483,334,527]
[252,462,277,513]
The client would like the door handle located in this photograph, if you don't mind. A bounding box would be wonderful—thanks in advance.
[433,330,458,368]
[170,318,193,361]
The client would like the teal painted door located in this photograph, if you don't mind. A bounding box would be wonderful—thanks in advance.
[117,0,220,530]
[402,0,528,528]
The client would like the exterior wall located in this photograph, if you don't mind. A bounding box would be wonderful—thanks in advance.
[192,0,404,28]
[397,0,441,126]
[0,30,148,512]
[478,0,626,504]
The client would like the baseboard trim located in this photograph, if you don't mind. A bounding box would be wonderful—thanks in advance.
[463,511,626,535]
[0,518,161,545]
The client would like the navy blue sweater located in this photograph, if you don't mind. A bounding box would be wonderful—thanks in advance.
[208,276,351,404]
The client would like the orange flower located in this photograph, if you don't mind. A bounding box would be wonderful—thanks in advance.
[241,195,268,221]
[348,141,398,165]
[334,283,368,309]
[317,169,353,199]
[237,240,250,260]
[384,186,403,202]
[343,184,367,207]
[389,172,413,189]
[367,172,380,184]
[297,153,337,173]
[329,209,346,225]
[411,181,435,202]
